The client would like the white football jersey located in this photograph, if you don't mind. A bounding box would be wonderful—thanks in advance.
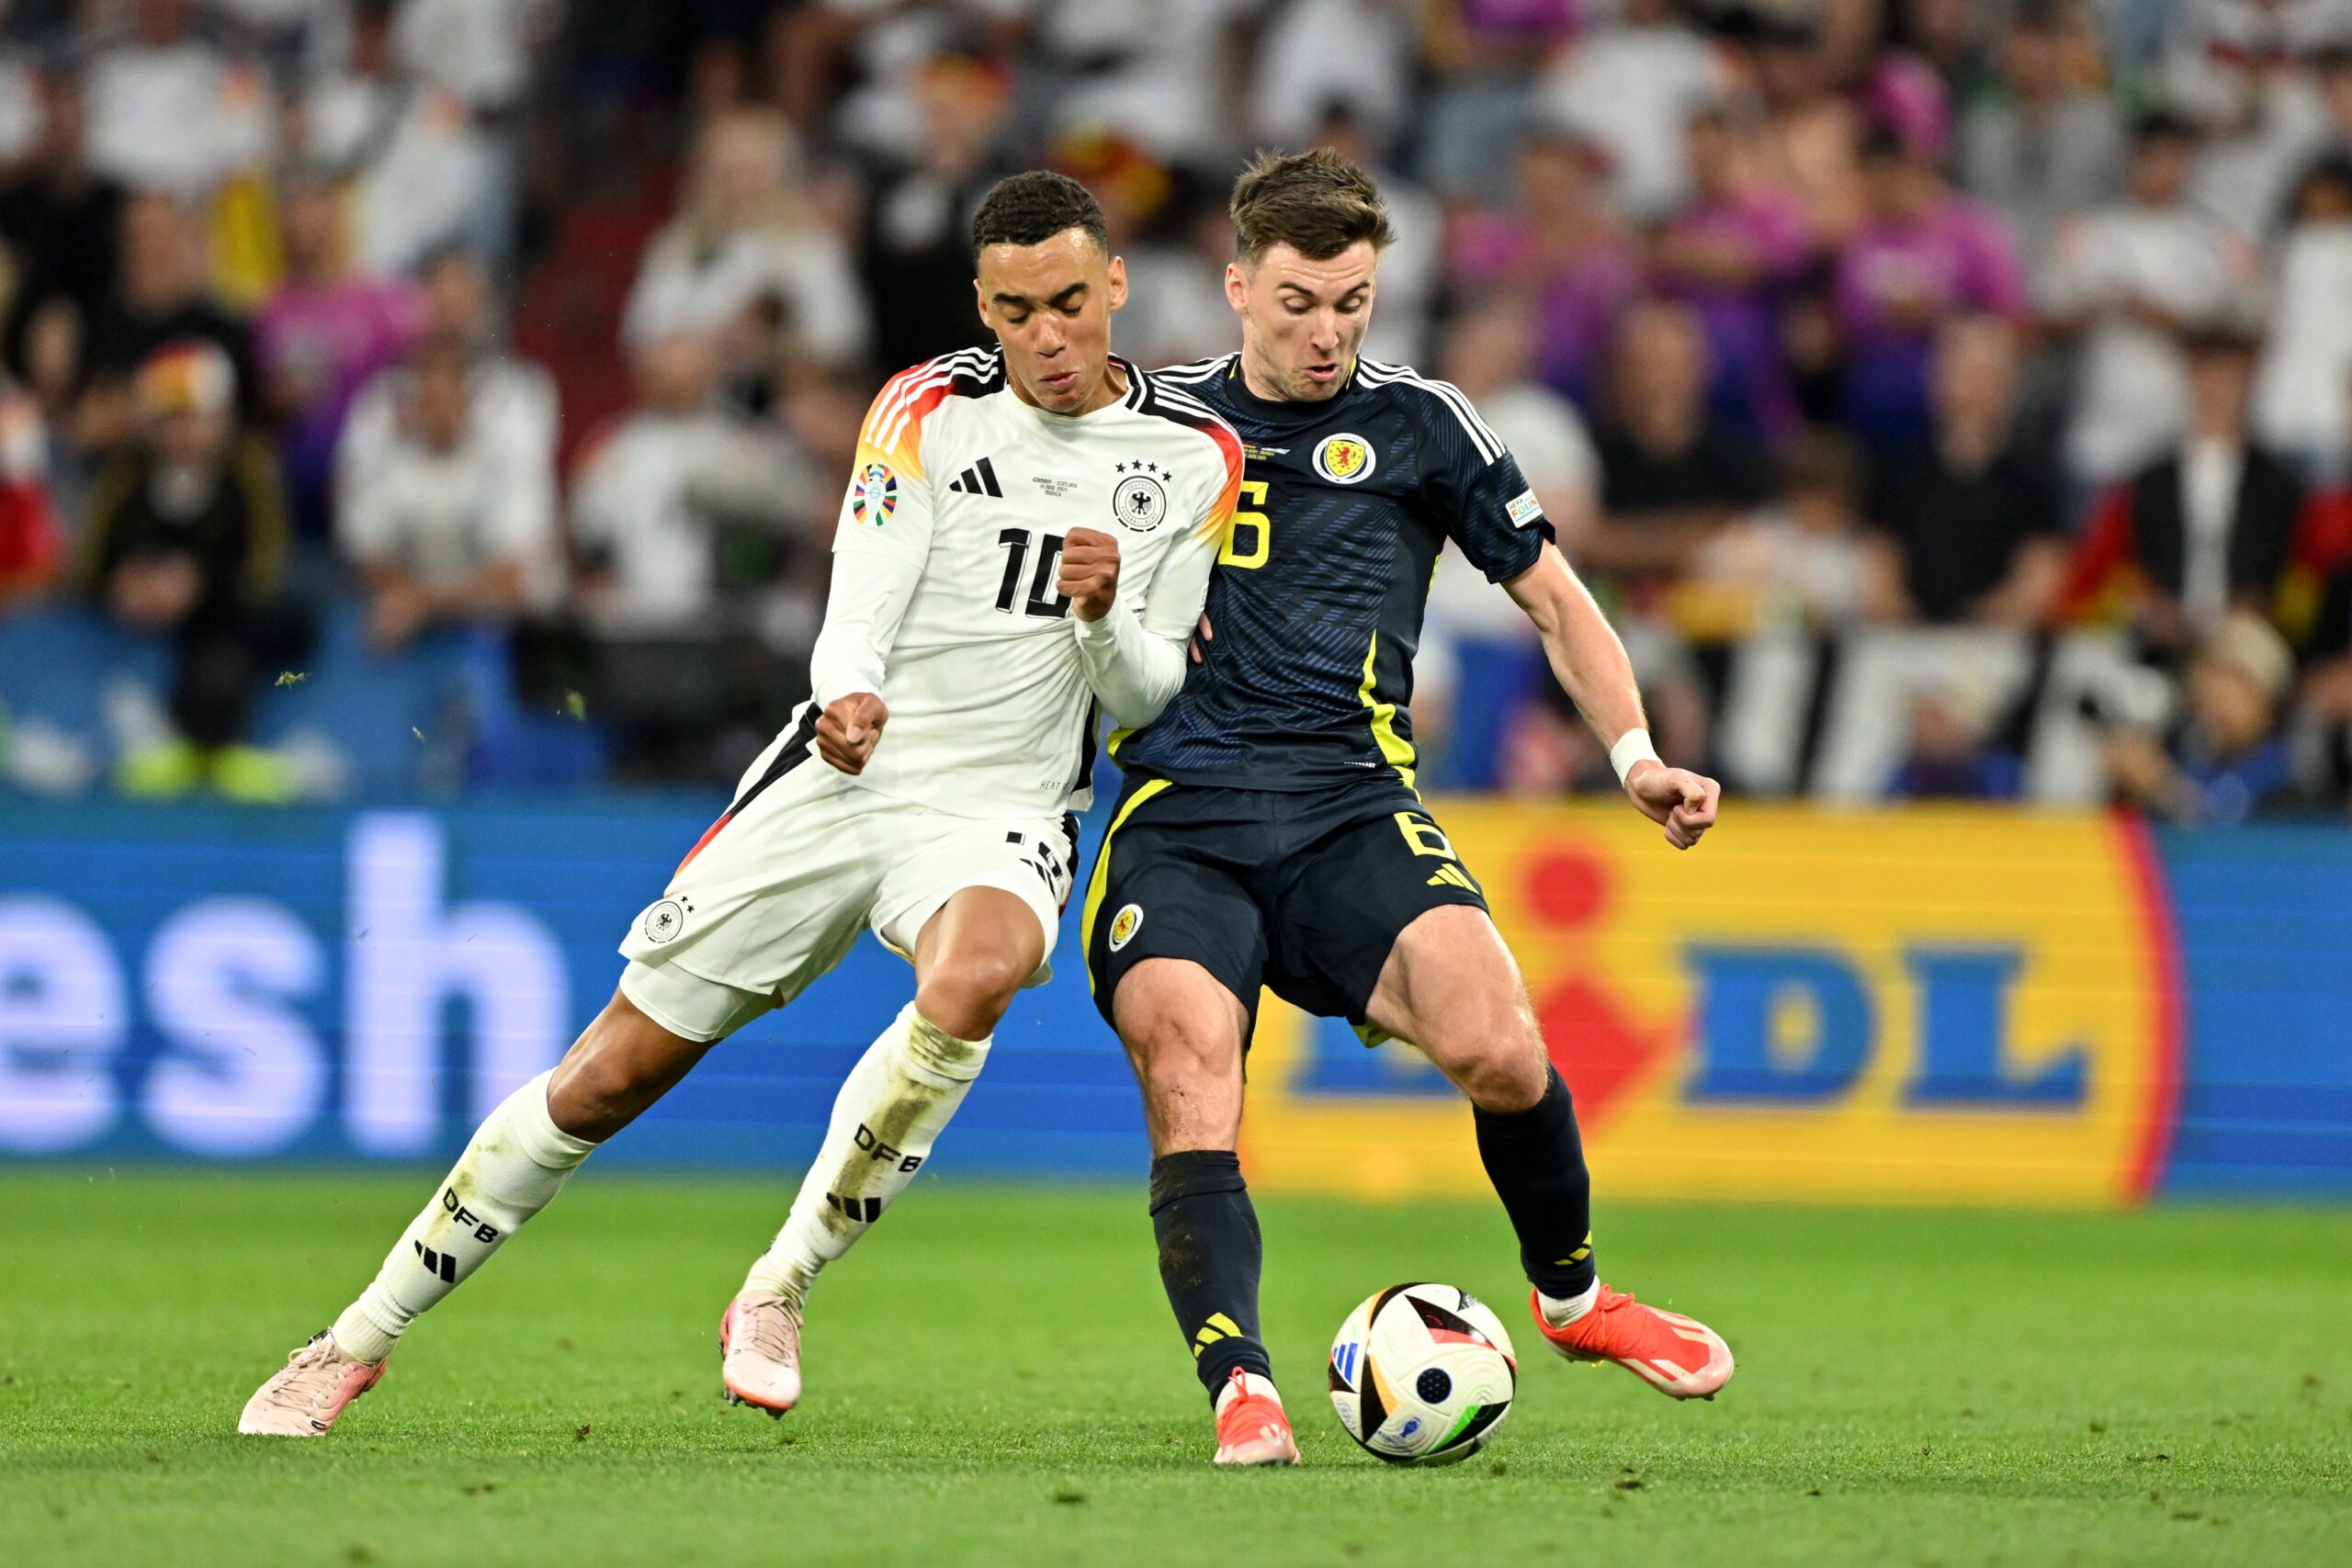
[822,346,1241,818]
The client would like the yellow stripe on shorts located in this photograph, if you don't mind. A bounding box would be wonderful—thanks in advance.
[1080,778,1174,990]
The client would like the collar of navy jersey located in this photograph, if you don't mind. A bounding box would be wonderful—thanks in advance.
[1201,351,1363,424]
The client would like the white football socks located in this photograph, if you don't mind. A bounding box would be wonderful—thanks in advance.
[331,1069,597,1364]
[1538,1280,1601,1329]
[742,1004,989,1304]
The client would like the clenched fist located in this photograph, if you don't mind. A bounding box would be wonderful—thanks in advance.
[1056,526,1122,622]
[816,691,888,774]
[1625,760,1721,851]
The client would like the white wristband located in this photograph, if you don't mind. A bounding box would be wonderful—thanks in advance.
[1610,728,1662,785]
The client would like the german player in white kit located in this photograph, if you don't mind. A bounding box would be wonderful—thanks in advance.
[238,173,1243,1436]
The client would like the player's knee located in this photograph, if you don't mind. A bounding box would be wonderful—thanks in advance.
[1122,1010,1238,1099]
[915,952,1028,1041]
[1445,1037,1549,1114]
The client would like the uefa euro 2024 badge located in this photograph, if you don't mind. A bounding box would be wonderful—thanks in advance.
[1110,460,1170,532]
[851,461,897,525]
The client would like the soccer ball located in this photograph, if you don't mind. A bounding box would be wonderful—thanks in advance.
[1327,1282,1517,1465]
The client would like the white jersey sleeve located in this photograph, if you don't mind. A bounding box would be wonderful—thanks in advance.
[808,550,920,709]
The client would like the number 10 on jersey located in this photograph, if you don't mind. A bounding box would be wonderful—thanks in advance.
[995,528,1071,619]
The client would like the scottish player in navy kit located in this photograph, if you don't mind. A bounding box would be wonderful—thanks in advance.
[1081,151,1736,1466]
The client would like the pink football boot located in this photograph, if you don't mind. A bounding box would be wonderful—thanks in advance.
[719,1292,803,1416]
[238,1331,388,1436]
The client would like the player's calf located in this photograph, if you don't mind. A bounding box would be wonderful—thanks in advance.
[310,1066,600,1374]
[736,1003,990,1323]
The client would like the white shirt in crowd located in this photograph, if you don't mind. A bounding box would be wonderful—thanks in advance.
[1692,508,1875,625]
[1120,249,1238,368]
[337,357,561,604]
[393,0,548,114]
[0,52,41,165]
[1042,0,1265,163]
[1535,18,1724,220]
[1249,0,1412,151]
[2179,436,2245,625]
[571,411,810,634]
[85,37,273,194]
[2045,203,2255,483]
[2161,0,2346,129]
[305,74,491,276]
[2255,219,2352,463]
[622,227,870,370]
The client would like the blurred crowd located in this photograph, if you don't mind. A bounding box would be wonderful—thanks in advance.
[4,0,2352,821]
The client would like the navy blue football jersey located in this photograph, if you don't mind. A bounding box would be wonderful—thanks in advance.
[1112,354,1553,790]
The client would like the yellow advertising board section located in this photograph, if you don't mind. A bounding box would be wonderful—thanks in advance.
[1239,805,2178,1209]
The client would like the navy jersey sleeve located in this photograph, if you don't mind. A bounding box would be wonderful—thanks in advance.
[1411,380,1555,583]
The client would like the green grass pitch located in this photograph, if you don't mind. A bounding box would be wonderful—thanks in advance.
[3,1170,2347,1567]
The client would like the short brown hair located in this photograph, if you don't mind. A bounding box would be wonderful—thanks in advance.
[1228,148,1395,263]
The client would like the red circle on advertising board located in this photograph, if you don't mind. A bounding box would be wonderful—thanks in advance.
[1525,845,1611,931]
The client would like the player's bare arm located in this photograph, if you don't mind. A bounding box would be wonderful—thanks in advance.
[1504,541,1721,851]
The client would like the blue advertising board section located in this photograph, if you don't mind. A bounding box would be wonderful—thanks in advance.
[2156,828,2352,1197]
[0,798,1140,1178]
[0,795,2346,1198]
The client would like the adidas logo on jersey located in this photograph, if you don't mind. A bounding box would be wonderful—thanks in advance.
[947,457,1004,497]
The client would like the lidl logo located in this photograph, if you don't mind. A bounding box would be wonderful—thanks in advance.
[1242,807,2177,1209]
[1313,434,1375,485]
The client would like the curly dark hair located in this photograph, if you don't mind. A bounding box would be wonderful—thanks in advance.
[970,171,1108,267]
[1228,147,1394,264]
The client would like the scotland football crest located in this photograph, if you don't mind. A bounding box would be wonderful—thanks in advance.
[1313,434,1375,484]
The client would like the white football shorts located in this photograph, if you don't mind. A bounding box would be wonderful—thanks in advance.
[616,719,1079,1043]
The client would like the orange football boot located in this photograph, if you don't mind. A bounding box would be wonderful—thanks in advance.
[1528,1285,1735,1399]
[1212,1368,1299,1465]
